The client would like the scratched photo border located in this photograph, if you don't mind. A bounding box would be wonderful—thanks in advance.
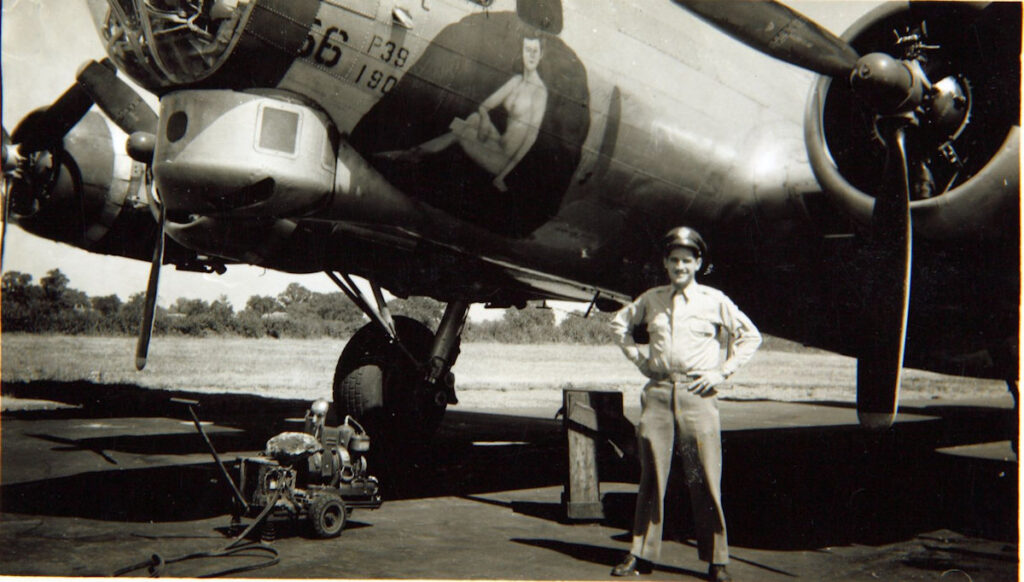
[0,0,1018,580]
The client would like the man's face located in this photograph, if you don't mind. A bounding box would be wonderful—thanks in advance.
[663,247,701,288]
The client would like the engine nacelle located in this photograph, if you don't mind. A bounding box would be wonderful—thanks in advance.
[9,112,159,262]
[153,90,337,220]
[805,2,1020,240]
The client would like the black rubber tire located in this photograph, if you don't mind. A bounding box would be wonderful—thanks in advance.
[333,316,449,439]
[309,494,347,538]
[338,365,385,420]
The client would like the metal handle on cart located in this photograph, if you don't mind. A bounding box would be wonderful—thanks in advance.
[171,397,249,513]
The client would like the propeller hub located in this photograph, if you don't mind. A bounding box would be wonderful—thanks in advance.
[127,132,157,165]
[850,52,922,114]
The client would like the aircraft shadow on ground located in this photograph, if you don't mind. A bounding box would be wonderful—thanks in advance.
[1,462,230,522]
[1,380,1017,550]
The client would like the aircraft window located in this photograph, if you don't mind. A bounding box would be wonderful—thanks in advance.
[87,0,249,90]
[258,107,300,155]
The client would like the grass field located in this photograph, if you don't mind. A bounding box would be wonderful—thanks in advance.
[0,333,1008,410]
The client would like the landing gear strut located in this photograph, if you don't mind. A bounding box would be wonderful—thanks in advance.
[327,271,469,441]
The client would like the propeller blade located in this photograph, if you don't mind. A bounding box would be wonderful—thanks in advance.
[0,161,12,270]
[76,60,158,135]
[10,83,95,153]
[672,0,860,78]
[856,120,913,430]
[1,126,13,173]
[136,206,165,370]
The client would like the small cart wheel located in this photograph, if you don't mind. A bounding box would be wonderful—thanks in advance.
[309,494,347,538]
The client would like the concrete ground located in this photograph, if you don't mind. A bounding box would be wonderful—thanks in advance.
[0,380,1017,580]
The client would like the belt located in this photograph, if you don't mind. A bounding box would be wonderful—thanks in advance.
[650,372,699,383]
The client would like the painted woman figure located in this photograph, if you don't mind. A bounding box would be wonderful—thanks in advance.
[380,34,549,192]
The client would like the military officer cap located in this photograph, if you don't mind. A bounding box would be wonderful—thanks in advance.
[662,226,707,258]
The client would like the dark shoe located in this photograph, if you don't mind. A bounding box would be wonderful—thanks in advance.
[708,564,732,582]
[611,554,651,576]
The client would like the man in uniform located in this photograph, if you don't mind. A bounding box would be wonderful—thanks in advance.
[610,227,761,582]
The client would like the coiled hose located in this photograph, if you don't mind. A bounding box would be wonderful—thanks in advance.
[114,490,282,578]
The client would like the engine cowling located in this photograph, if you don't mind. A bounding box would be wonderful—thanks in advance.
[805,1,1020,240]
[9,112,160,262]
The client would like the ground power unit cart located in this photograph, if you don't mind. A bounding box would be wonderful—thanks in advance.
[231,399,383,538]
[174,397,383,539]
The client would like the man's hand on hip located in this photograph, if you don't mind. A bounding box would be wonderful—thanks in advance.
[686,370,726,395]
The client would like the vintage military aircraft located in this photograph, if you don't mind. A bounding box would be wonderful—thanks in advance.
[1,0,1018,439]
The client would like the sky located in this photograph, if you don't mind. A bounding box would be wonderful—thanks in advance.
[1,0,881,314]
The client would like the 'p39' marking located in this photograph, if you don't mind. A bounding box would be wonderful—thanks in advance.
[368,35,410,68]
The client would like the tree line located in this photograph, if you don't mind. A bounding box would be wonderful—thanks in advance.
[1,269,616,344]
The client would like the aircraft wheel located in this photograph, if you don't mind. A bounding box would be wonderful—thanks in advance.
[333,316,446,440]
[309,493,347,538]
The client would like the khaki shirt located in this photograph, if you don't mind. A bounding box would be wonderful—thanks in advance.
[610,283,761,378]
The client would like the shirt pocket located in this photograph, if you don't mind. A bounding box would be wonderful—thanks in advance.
[687,318,717,339]
[648,312,671,337]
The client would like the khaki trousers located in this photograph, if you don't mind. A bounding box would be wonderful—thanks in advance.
[629,380,729,565]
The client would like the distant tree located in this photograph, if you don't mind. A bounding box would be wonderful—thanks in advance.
[86,294,124,334]
[171,297,210,317]
[64,288,91,310]
[118,292,147,334]
[503,306,557,342]
[91,294,123,317]
[1,271,43,331]
[245,295,282,316]
[208,295,235,331]
[467,305,559,343]
[0,264,624,342]
[40,269,70,305]
[278,283,313,308]
[559,310,616,344]
[2,271,34,293]
[1,271,39,306]
[235,310,267,338]
[307,292,365,335]
[53,288,92,332]
[388,296,444,330]
[307,292,351,319]
[21,269,89,331]
[273,290,364,337]
[164,295,234,335]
